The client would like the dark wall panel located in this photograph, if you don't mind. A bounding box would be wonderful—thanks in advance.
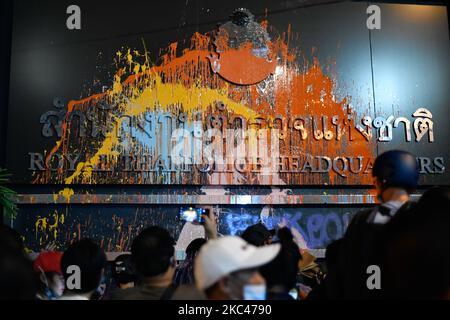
[371,3,450,185]
[13,204,360,258]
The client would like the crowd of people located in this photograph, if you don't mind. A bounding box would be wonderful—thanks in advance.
[0,150,449,300]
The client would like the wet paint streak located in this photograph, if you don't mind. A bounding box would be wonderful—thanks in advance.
[35,20,374,186]
[53,188,75,203]
[24,205,361,252]
[34,210,65,246]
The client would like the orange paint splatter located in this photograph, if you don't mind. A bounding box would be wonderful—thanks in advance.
[36,21,374,185]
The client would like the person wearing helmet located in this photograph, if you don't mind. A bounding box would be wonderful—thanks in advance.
[371,150,419,222]
[318,150,420,299]
[111,254,136,289]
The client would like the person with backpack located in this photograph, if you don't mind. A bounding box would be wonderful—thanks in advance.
[325,150,420,299]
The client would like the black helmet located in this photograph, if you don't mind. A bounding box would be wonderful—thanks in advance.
[112,254,135,285]
[372,150,419,193]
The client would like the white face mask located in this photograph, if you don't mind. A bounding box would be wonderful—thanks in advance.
[243,284,266,300]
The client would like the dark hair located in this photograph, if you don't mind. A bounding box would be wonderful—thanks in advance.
[325,239,342,270]
[0,248,36,300]
[173,238,206,287]
[61,238,106,294]
[381,186,450,299]
[241,223,271,247]
[0,224,24,253]
[112,254,135,285]
[185,238,207,258]
[260,227,301,291]
[131,226,175,277]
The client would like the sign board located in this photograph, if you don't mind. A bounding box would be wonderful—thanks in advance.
[6,1,449,186]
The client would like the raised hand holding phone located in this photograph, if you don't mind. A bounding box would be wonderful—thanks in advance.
[200,206,218,240]
[179,207,206,223]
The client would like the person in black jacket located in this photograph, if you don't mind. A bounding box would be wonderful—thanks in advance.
[380,186,450,299]
[323,150,420,299]
[260,227,302,300]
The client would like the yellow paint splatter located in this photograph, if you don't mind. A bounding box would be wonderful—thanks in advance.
[35,210,65,245]
[113,74,122,94]
[53,188,75,203]
[63,74,258,184]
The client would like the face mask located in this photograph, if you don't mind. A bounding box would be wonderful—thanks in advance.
[243,284,266,300]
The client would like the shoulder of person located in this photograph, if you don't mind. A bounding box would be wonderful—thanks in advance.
[340,207,379,249]
[346,208,375,231]
[383,200,419,231]
[57,295,89,300]
[353,208,375,220]
[109,286,141,300]
[171,284,206,300]
[395,200,417,216]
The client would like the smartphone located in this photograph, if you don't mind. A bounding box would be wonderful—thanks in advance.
[179,207,207,223]
[288,288,298,300]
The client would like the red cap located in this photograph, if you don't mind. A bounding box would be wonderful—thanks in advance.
[33,251,63,274]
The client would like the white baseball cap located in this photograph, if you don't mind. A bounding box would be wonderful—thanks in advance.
[194,236,281,290]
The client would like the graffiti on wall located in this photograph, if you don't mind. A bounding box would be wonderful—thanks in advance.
[19,204,356,253]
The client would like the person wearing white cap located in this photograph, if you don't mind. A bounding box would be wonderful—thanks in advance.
[194,236,280,300]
